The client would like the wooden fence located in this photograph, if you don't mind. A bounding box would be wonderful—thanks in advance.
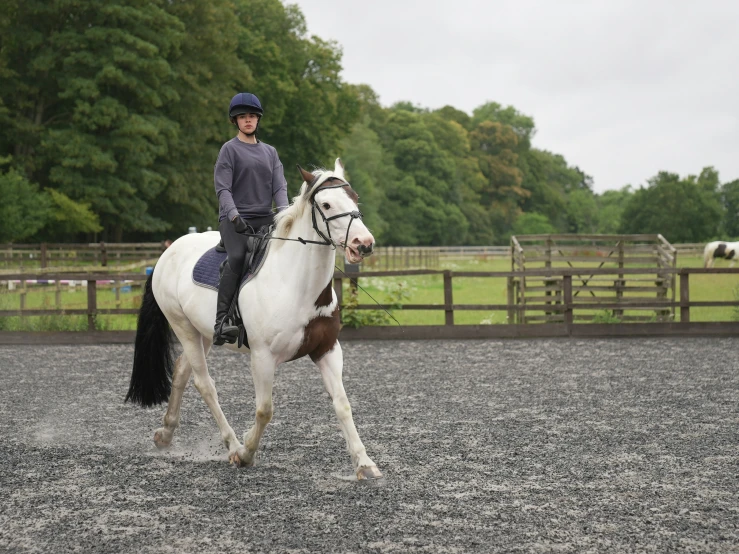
[0,242,168,269]
[2,267,739,341]
[0,241,713,272]
[510,234,677,323]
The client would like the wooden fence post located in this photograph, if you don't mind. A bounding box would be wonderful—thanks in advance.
[20,280,27,313]
[615,241,624,318]
[443,270,453,326]
[680,271,690,323]
[507,276,515,324]
[563,274,573,333]
[100,242,107,267]
[87,279,97,331]
[40,242,48,268]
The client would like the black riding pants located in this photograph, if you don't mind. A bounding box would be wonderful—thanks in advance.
[218,214,274,278]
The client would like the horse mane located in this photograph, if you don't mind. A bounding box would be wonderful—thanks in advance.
[272,168,334,246]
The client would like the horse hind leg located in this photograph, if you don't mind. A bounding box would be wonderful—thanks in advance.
[169,322,241,459]
[315,343,382,480]
[153,336,211,449]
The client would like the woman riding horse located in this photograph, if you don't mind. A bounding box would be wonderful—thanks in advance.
[125,160,382,479]
[213,92,289,345]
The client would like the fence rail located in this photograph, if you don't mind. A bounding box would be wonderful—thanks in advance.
[0,242,714,272]
[2,267,738,338]
[0,242,168,269]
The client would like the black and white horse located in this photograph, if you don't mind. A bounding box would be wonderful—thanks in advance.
[125,160,382,479]
[703,241,739,268]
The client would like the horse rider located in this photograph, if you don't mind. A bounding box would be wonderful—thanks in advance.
[213,92,289,345]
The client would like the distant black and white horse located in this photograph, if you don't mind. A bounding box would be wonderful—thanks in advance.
[703,241,739,268]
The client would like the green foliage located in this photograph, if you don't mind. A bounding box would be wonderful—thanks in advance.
[619,170,723,242]
[234,0,360,195]
[0,166,50,242]
[341,281,409,328]
[0,0,736,246]
[722,179,739,237]
[512,213,556,235]
[595,186,632,234]
[45,189,102,235]
[565,188,598,233]
[591,310,622,324]
[471,102,536,149]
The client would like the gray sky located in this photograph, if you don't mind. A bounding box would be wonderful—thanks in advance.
[289,0,739,193]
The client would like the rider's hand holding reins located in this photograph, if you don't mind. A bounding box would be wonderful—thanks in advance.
[232,215,248,234]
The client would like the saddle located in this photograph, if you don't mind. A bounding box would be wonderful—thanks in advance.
[192,225,273,348]
[222,224,271,348]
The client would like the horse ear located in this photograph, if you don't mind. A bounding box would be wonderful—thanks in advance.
[297,165,315,186]
[334,158,345,178]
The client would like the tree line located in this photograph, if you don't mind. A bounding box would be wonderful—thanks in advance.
[1,0,737,245]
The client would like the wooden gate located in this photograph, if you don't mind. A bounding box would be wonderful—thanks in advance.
[510,234,677,323]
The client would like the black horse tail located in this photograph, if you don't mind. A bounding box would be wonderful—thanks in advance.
[125,272,174,407]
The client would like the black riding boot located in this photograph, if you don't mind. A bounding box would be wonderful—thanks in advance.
[213,261,241,346]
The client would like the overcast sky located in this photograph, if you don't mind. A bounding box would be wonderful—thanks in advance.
[290,0,738,193]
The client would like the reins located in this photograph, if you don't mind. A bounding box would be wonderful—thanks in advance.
[241,176,361,249]
[234,173,401,329]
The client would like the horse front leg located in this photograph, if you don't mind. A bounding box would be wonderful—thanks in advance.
[315,343,382,480]
[232,350,276,467]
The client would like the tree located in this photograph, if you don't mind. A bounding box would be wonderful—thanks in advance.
[0,166,49,242]
[565,188,598,233]
[512,213,556,236]
[234,0,361,195]
[0,0,191,241]
[469,121,527,237]
[471,102,536,149]
[620,171,722,242]
[339,119,388,238]
[721,179,739,238]
[596,186,632,234]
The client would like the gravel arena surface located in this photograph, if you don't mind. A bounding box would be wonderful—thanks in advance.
[1,338,738,553]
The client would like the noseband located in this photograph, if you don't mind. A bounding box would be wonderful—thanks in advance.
[308,178,363,249]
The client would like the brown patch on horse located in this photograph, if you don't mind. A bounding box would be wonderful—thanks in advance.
[715,243,727,258]
[315,280,333,308]
[307,177,359,206]
[727,249,736,260]
[343,184,359,205]
[289,306,340,363]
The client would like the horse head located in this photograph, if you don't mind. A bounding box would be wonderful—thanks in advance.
[298,159,375,264]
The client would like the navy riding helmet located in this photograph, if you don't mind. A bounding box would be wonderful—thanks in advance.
[229,92,263,119]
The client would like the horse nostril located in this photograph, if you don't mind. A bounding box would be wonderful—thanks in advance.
[358,243,374,254]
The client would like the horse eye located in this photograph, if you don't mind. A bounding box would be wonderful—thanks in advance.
[322,202,331,210]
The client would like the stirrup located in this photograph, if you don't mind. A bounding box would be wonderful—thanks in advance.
[213,321,239,346]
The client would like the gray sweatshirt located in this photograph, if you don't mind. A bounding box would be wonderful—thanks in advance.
[214,137,289,222]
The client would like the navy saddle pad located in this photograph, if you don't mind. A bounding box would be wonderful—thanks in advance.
[192,243,268,291]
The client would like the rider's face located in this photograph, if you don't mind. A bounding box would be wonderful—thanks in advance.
[236,113,259,135]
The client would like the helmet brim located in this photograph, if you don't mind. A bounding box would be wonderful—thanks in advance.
[229,107,263,118]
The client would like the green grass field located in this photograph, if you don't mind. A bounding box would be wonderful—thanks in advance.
[1,255,737,331]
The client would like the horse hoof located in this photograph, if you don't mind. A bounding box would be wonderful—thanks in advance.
[356,466,383,480]
[229,449,255,468]
[228,452,244,467]
[153,430,172,450]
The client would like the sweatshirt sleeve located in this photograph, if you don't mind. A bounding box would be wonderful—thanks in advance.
[271,152,289,212]
[214,145,239,222]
